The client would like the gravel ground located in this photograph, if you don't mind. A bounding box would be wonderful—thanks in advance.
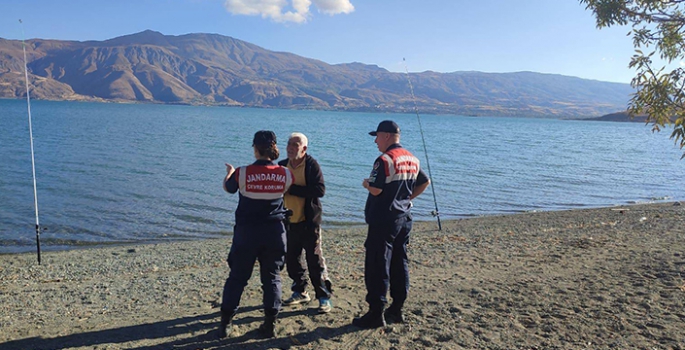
[1,202,684,349]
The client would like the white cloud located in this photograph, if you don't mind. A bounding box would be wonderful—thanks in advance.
[223,0,354,23]
[312,0,354,15]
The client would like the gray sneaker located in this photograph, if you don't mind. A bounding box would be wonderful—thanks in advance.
[283,291,311,305]
[318,298,333,313]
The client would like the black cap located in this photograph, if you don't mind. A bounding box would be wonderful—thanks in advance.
[369,120,400,136]
[253,130,277,146]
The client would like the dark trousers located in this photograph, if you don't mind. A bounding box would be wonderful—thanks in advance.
[286,222,332,299]
[221,221,286,317]
[364,216,412,311]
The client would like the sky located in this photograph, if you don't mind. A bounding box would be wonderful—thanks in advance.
[0,0,640,84]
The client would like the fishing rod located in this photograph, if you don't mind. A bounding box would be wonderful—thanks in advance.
[403,58,442,231]
[19,19,42,264]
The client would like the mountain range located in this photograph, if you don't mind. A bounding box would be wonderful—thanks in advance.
[0,30,633,118]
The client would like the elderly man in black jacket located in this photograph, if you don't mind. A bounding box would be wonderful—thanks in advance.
[279,132,333,313]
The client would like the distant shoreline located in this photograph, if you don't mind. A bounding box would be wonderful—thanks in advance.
[2,97,627,120]
[580,110,653,123]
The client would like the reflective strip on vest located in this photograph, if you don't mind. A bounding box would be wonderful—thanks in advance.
[237,165,293,200]
[381,149,420,184]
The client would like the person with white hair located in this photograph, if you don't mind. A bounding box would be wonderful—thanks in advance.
[278,132,333,314]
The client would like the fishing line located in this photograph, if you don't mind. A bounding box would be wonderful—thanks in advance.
[20,19,42,264]
[403,58,442,231]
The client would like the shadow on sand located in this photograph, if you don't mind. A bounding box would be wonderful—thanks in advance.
[0,307,360,350]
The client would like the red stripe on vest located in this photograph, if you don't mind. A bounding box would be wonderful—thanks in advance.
[243,165,289,193]
[385,148,420,175]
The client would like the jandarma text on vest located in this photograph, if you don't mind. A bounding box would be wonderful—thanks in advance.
[247,173,287,183]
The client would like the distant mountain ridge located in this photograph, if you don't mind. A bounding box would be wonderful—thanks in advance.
[0,30,633,118]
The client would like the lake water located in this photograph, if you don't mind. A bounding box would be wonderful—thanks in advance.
[1,99,684,253]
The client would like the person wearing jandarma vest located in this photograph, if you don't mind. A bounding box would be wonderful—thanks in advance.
[278,133,334,313]
[353,120,431,329]
[218,130,294,339]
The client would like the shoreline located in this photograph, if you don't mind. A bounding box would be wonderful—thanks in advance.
[1,202,684,349]
[2,199,679,256]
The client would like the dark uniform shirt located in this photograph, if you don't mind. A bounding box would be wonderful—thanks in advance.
[225,159,294,225]
[364,143,429,225]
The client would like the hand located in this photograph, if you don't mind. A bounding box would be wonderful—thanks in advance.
[363,179,383,196]
[225,163,235,175]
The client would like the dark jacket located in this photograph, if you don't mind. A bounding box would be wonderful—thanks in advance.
[278,154,325,226]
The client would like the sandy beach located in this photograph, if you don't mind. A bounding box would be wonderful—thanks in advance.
[1,202,684,349]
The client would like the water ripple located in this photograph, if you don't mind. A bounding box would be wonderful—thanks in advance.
[2,100,685,253]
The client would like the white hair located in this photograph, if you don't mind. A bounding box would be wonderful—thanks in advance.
[289,132,309,147]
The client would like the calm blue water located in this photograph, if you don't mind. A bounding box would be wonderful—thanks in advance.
[1,99,684,253]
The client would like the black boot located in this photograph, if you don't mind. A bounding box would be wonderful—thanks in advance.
[258,314,277,338]
[218,310,235,339]
[384,304,404,324]
[352,308,386,329]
